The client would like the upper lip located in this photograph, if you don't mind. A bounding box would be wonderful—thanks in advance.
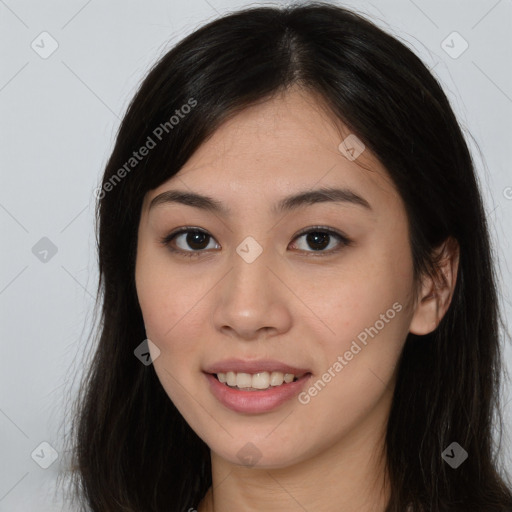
[204,358,311,376]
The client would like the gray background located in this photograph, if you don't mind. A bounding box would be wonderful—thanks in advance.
[1,0,511,510]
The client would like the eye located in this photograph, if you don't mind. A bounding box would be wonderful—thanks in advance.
[159,227,220,258]
[160,225,352,259]
[289,226,352,255]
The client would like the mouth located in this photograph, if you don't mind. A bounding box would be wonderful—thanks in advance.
[204,368,312,414]
[212,370,306,391]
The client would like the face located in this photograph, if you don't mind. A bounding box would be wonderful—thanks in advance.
[135,87,418,469]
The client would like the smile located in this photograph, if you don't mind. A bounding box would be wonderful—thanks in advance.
[205,371,312,413]
[216,370,303,390]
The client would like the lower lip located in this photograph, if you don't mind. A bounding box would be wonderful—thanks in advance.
[205,372,312,414]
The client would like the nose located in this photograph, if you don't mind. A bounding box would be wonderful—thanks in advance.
[212,247,293,341]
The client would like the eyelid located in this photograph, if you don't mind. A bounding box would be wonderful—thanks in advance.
[292,225,351,243]
[159,225,352,257]
[289,225,352,256]
[159,225,210,244]
[158,226,218,258]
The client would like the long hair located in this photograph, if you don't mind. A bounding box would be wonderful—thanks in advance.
[64,3,512,510]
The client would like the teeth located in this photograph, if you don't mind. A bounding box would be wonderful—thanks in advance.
[270,371,285,386]
[236,372,252,389]
[283,373,294,383]
[216,371,299,390]
[226,371,236,386]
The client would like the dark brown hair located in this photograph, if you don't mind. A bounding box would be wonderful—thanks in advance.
[63,2,512,510]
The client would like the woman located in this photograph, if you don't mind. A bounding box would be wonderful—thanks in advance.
[66,2,512,510]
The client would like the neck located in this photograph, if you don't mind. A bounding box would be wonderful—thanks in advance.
[197,392,392,512]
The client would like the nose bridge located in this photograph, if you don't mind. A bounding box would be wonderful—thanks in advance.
[228,235,275,304]
[212,235,292,338]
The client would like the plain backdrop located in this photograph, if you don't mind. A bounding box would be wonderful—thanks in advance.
[1,0,511,510]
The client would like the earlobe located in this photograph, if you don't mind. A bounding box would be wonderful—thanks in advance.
[409,237,460,336]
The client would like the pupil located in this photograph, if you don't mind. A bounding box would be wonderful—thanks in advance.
[307,232,329,250]
[187,231,208,250]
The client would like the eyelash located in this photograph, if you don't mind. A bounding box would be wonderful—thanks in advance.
[159,226,353,259]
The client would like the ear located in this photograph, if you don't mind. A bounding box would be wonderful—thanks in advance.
[409,236,460,335]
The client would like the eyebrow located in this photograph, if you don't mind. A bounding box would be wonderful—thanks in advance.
[148,186,372,216]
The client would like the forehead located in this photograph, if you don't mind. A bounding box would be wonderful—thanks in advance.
[143,88,402,216]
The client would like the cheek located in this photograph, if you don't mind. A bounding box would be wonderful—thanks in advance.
[136,251,204,408]
[318,261,410,340]
[297,273,410,441]
[311,241,414,380]
[136,245,204,344]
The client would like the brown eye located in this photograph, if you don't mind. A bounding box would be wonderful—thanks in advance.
[160,228,220,257]
[290,227,352,254]
[160,225,352,259]
[178,231,211,250]
[303,231,330,250]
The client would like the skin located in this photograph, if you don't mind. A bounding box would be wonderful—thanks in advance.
[135,86,459,512]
